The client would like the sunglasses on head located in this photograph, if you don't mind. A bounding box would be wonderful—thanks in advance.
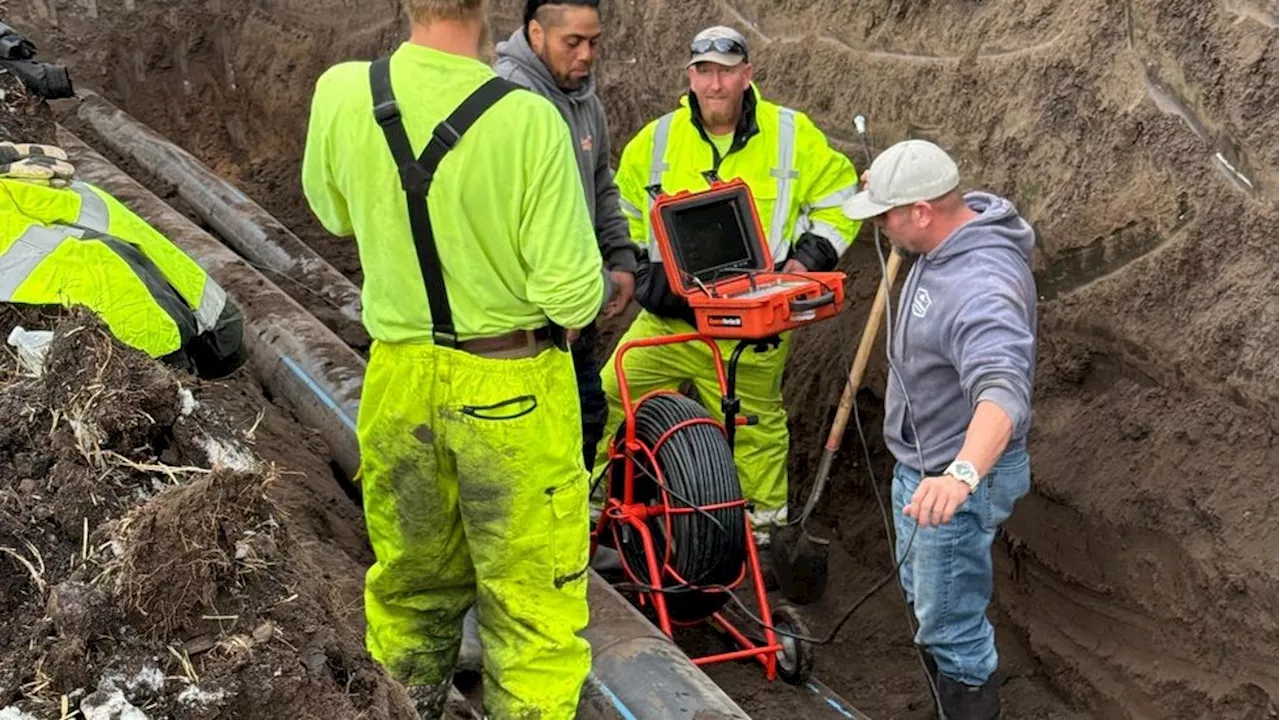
[690,37,747,58]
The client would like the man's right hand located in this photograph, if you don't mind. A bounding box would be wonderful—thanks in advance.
[602,270,636,318]
[565,328,581,346]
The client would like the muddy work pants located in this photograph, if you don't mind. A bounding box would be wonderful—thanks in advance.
[359,340,591,719]
[594,311,791,525]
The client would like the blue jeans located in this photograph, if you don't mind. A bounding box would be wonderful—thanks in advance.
[892,446,1031,686]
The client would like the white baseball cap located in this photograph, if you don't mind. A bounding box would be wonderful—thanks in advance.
[687,26,749,68]
[842,139,960,220]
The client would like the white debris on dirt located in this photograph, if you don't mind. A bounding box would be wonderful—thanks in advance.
[125,665,165,694]
[198,434,258,472]
[0,707,39,720]
[179,388,197,417]
[176,684,226,707]
[80,686,149,720]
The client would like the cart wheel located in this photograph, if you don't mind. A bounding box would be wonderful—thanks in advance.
[772,604,815,686]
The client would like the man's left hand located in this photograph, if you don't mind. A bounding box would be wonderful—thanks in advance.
[603,270,635,318]
[780,259,807,274]
[904,475,971,527]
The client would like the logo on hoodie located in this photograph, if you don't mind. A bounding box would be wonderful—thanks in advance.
[911,288,933,318]
[580,134,594,152]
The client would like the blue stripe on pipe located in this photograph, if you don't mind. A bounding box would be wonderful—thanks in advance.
[589,674,640,720]
[808,680,857,719]
[281,354,357,433]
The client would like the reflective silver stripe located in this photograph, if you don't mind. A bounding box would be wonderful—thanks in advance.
[803,219,849,255]
[70,181,109,231]
[646,112,674,261]
[193,279,228,334]
[768,108,798,262]
[0,224,76,300]
[811,184,857,210]
[619,197,642,219]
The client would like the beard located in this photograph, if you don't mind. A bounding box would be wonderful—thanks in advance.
[534,46,584,90]
[700,100,739,128]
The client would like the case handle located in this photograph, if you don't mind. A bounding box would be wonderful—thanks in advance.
[789,291,836,313]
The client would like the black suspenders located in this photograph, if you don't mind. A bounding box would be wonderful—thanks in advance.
[368,55,520,347]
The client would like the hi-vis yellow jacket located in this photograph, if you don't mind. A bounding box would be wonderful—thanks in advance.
[616,86,860,322]
[0,178,242,374]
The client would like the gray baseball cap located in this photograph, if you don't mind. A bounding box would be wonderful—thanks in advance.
[842,139,960,220]
[687,26,749,68]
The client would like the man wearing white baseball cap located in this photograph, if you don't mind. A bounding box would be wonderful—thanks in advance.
[594,24,861,555]
[844,139,1038,720]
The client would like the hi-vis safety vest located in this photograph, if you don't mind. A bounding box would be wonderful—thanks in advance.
[615,86,860,267]
[0,178,229,361]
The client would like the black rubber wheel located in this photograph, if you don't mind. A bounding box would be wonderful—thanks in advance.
[607,393,745,622]
[772,604,815,686]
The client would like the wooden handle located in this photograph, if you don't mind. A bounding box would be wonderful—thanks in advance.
[823,250,904,451]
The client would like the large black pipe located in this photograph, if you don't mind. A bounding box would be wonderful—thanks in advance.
[72,90,366,346]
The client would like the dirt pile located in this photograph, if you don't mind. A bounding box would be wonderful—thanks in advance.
[0,309,414,720]
[5,0,1276,717]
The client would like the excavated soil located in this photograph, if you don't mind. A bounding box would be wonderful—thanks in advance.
[5,0,1277,717]
[0,309,416,719]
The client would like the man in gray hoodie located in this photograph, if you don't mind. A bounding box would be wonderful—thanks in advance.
[495,0,638,471]
[843,139,1036,720]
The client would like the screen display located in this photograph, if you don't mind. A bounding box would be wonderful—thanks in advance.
[665,195,754,282]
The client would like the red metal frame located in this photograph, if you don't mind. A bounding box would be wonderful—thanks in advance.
[590,332,784,681]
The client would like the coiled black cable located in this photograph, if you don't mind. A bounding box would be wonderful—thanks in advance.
[607,393,745,622]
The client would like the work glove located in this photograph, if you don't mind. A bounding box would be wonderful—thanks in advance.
[0,142,75,187]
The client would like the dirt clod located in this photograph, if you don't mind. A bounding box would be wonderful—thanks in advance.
[0,311,415,720]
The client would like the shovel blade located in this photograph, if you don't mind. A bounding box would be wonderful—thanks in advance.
[770,524,830,605]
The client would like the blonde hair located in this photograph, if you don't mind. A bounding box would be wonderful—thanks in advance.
[402,0,485,23]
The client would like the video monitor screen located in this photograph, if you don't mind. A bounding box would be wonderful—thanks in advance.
[664,194,755,283]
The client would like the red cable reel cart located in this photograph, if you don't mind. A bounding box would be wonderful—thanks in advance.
[590,177,846,684]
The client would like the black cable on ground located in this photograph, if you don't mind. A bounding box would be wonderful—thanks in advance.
[607,393,745,622]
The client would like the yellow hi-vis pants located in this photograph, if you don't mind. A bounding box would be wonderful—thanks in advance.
[595,311,791,518]
[359,340,591,719]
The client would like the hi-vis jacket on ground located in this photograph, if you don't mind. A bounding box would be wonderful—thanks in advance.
[597,85,860,520]
[0,177,244,377]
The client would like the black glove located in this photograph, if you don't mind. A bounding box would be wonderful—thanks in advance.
[789,231,841,273]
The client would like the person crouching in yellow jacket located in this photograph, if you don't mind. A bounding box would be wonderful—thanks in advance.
[0,143,244,378]
[596,26,861,550]
[301,1,606,717]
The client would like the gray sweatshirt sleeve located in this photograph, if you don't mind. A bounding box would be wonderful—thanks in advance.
[948,271,1036,438]
[592,117,639,274]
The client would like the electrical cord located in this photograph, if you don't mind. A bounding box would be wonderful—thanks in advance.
[857,119,945,715]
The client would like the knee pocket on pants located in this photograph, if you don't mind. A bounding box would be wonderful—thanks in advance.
[548,479,589,589]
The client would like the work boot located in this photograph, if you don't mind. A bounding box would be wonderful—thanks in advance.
[405,677,453,720]
[936,672,1002,720]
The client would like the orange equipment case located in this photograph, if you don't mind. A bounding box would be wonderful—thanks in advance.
[649,178,846,339]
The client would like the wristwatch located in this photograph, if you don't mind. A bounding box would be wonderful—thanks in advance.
[945,459,982,494]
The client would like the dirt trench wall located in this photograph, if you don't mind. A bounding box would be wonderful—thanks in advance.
[7,0,1277,716]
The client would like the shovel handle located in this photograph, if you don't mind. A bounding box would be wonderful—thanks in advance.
[825,249,904,451]
[797,248,905,525]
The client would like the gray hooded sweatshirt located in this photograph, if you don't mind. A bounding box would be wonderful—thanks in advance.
[884,192,1038,473]
[495,28,637,274]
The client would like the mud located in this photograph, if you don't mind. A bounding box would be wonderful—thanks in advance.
[0,310,414,719]
[3,0,1276,717]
